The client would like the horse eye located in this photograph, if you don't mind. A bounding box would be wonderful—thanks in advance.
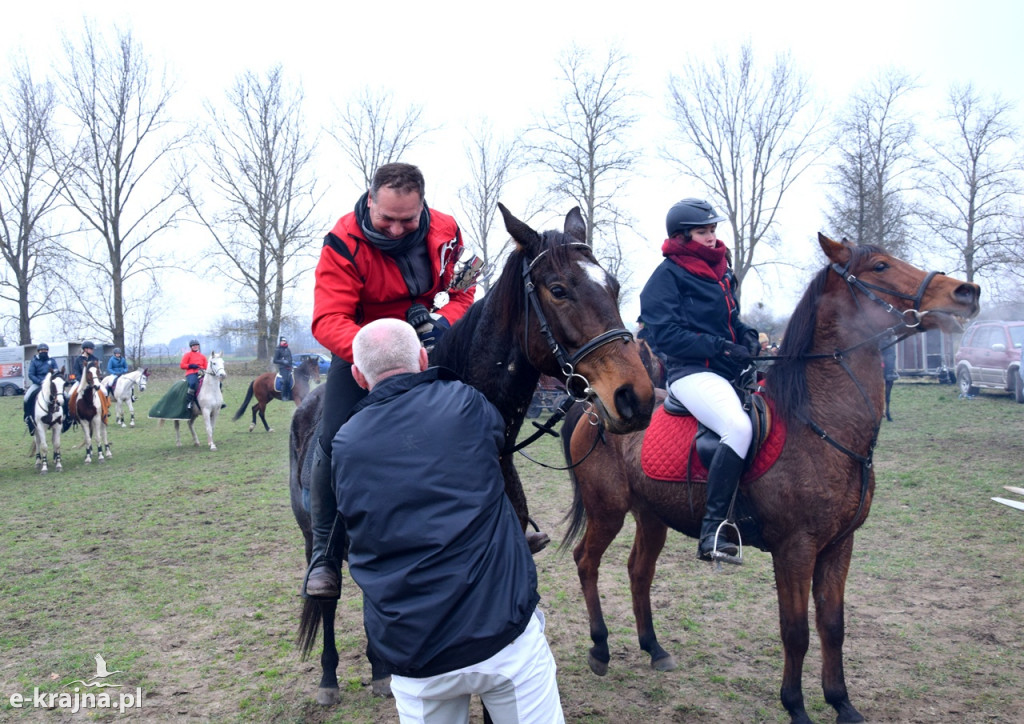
[873,261,889,273]
[548,284,568,299]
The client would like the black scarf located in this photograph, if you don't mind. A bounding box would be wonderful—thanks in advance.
[355,192,433,296]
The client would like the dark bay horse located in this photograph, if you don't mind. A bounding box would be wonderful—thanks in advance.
[560,235,980,724]
[290,204,656,706]
[233,355,321,432]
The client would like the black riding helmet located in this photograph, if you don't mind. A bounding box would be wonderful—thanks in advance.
[82,340,95,351]
[189,339,200,347]
[666,198,727,238]
[38,343,50,352]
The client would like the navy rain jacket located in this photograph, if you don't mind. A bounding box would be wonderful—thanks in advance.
[333,366,539,678]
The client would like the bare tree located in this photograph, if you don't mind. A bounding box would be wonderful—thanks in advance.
[527,44,640,278]
[826,69,920,257]
[456,121,521,293]
[55,24,187,350]
[184,66,321,361]
[0,59,66,343]
[919,84,1024,287]
[326,87,433,190]
[664,43,823,303]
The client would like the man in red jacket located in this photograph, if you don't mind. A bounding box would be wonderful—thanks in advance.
[304,163,476,598]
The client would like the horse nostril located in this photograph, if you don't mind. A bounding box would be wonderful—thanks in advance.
[955,283,980,303]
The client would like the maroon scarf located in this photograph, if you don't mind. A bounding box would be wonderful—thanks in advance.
[661,237,728,280]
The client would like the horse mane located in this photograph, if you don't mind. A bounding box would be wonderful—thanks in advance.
[764,243,885,425]
[431,231,584,379]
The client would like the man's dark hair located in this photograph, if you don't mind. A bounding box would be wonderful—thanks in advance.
[370,163,425,200]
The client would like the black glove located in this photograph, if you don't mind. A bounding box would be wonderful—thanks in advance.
[405,303,432,332]
[188,364,199,370]
[721,341,753,364]
[742,328,761,357]
[417,316,451,349]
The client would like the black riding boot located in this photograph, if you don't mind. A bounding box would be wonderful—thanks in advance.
[185,388,196,410]
[302,440,341,598]
[698,444,745,560]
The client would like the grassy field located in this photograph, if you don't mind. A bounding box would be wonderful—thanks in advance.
[0,375,1022,722]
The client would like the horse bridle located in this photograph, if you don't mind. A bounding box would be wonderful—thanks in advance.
[522,245,633,402]
[508,245,633,460]
[802,263,946,547]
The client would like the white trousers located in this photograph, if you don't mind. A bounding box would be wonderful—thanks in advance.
[389,610,564,724]
[669,371,752,457]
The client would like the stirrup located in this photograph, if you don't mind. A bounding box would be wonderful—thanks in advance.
[707,520,743,569]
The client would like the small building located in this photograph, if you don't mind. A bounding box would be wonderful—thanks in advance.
[895,328,957,383]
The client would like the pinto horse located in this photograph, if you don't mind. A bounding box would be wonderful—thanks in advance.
[68,361,111,464]
[290,204,656,706]
[101,368,149,427]
[560,235,980,724]
[233,355,320,432]
[30,368,66,473]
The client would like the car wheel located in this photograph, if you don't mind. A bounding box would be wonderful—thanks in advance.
[1014,370,1024,404]
[1,383,16,397]
[957,368,978,397]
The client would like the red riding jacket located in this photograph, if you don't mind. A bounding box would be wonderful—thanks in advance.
[312,208,475,362]
[179,350,208,373]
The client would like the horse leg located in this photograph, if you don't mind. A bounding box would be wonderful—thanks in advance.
[574,504,627,676]
[127,398,136,427]
[174,420,184,447]
[82,424,93,463]
[771,546,817,724]
[316,598,340,705]
[204,409,217,450]
[628,511,676,671]
[35,431,46,473]
[260,406,272,433]
[187,417,201,447]
[249,404,258,433]
[813,536,864,723]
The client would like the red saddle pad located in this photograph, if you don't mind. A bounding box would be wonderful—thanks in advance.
[641,396,787,483]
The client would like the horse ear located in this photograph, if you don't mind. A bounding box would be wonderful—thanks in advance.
[498,202,542,256]
[564,207,587,244]
[818,232,851,266]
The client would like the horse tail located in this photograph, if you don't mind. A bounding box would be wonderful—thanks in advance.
[297,598,322,659]
[559,401,590,553]
[233,382,255,421]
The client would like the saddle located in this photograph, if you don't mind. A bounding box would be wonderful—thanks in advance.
[641,383,785,484]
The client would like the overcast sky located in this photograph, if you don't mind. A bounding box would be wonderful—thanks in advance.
[4,0,1023,347]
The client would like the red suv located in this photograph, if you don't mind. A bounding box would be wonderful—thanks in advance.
[954,320,1024,402]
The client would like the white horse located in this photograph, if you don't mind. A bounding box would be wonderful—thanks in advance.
[101,368,150,427]
[31,369,66,473]
[175,352,226,451]
[70,361,111,463]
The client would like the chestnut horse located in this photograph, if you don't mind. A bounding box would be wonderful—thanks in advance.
[290,204,656,706]
[560,235,980,724]
[233,355,321,432]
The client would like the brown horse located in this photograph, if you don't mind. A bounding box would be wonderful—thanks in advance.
[560,235,980,724]
[233,355,321,432]
[291,204,656,706]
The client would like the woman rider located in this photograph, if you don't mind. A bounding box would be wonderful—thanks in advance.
[639,198,761,561]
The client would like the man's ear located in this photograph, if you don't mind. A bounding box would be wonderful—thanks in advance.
[352,365,370,390]
[418,348,429,372]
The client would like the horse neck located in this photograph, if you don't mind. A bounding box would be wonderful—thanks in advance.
[805,313,887,429]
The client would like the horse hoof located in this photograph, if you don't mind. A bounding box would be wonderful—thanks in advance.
[527,531,550,554]
[210,445,217,451]
[248,425,255,433]
[40,467,48,474]
[315,687,339,706]
[267,427,274,433]
[587,652,609,677]
[371,676,392,698]
[651,653,677,672]
[129,422,135,428]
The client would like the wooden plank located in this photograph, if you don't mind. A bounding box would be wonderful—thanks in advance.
[1002,485,1024,497]
[992,497,1024,512]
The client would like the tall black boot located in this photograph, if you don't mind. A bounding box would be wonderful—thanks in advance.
[302,440,341,598]
[185,388,196,411]
[698,444,745,561]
